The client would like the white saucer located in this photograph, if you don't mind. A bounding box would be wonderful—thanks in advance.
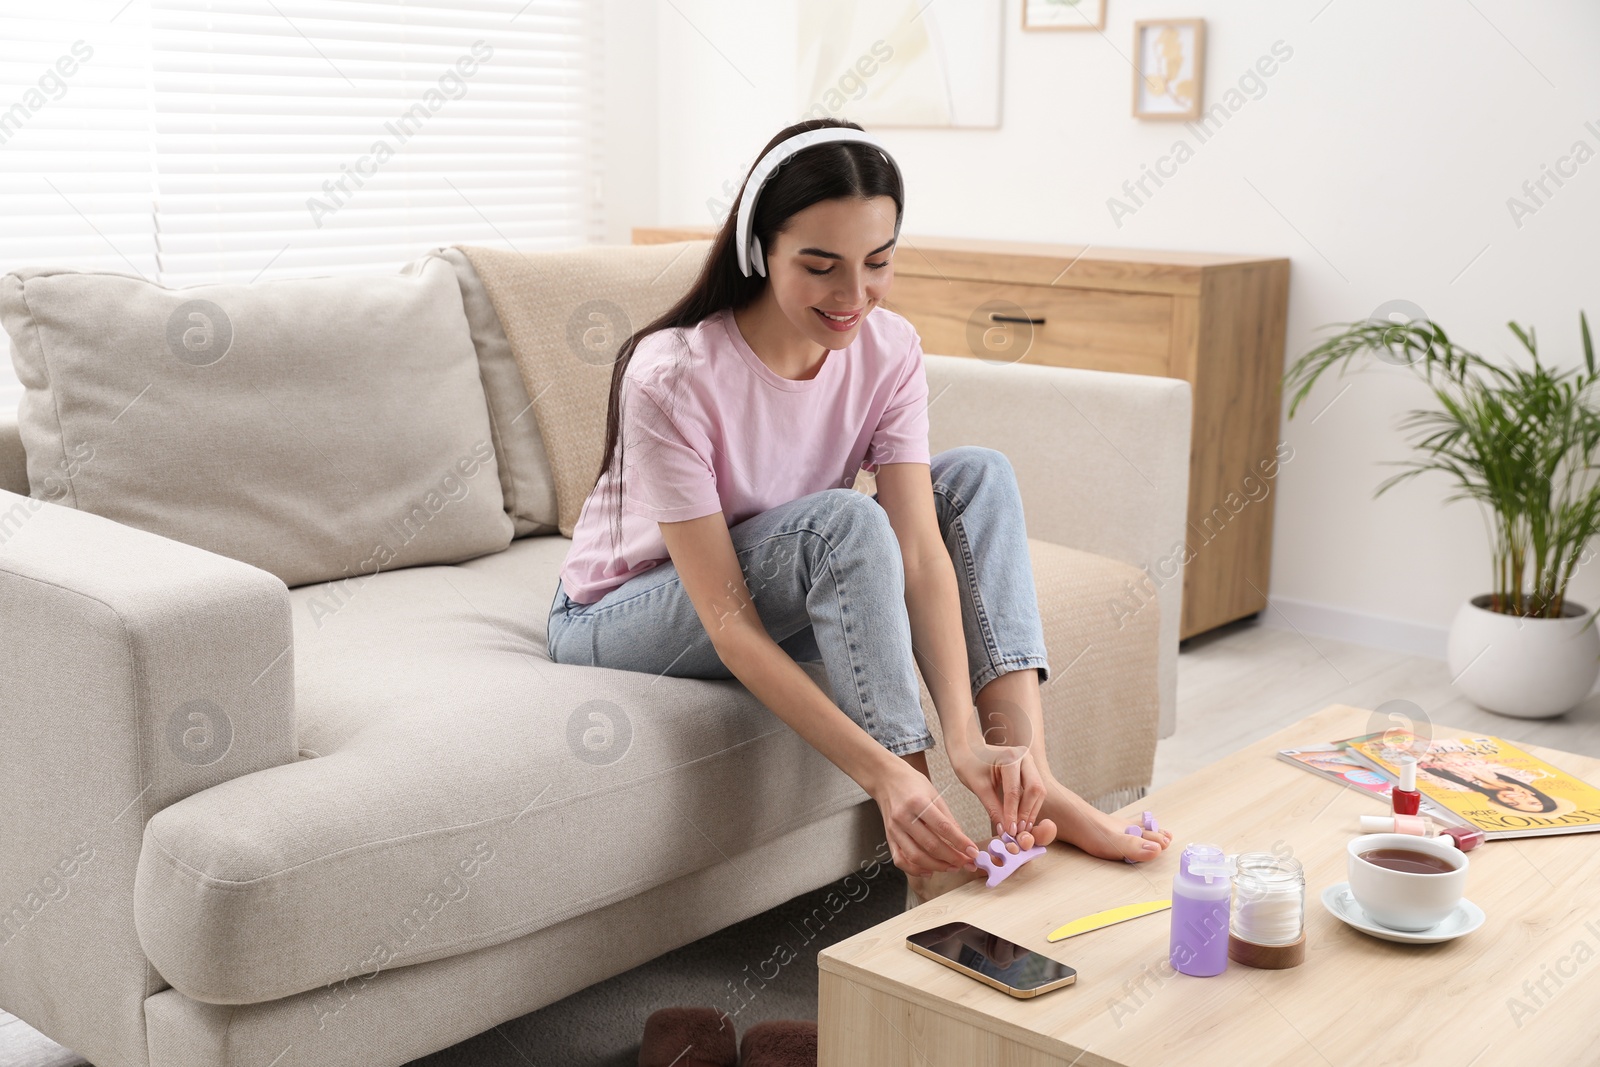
[1319,883,1485,944]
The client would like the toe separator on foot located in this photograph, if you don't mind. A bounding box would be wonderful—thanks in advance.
[973,833,1046,887]
[1123,824,1143,864]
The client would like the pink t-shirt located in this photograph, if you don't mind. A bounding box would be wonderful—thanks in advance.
[559,305,931,604]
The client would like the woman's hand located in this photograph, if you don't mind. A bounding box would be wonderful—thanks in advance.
[869,761,981,876]
[948,740,1048,840]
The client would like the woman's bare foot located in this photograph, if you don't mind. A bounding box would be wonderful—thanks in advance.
[1013,780,1174,863]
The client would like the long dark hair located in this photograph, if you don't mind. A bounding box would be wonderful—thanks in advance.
[1423,765,1559,813]
[594,117,903,539]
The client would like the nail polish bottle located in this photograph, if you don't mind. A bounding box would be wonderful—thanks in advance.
[1440,825,1487,851]
[1358,814,1485,851]
[1391,755,1421,816]
[1361,813,1435,837]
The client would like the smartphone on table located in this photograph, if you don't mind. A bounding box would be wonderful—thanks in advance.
[906,922,1077,999]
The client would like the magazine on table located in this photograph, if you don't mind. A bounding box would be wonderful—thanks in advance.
[1342,730,1600,840]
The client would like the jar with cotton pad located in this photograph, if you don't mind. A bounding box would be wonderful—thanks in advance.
[1227,852,1307,968]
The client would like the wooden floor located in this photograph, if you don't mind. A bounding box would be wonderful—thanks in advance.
[1160,617,1600,791]
[5,620,1598,1066]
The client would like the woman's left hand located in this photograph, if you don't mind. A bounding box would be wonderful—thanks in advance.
[948,739,1048,840]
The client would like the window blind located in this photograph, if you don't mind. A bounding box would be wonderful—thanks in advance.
[0,6,158,414]
[149,0,605,286]
[0,0,604,410]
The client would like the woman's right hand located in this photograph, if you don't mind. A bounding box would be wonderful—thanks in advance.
[870,761,981,876]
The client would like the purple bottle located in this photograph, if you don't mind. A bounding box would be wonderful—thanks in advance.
[1169,843,1235,977]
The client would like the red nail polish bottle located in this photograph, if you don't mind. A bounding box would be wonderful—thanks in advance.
[1440,825,1485,851]
[1392,756,1421,816]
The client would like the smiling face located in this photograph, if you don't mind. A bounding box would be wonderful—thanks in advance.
[761,194,898,349]
[1493,783,1546,812]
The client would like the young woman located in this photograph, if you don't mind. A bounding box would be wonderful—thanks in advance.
[548,118,1173,887]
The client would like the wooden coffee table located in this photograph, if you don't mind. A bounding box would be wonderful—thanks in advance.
[818,704,1600,1066]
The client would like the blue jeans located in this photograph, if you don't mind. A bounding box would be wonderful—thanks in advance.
[546,445,1051,757]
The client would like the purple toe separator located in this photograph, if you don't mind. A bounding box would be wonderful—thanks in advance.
[973,833,1046,888]
[1120,812,1158,864]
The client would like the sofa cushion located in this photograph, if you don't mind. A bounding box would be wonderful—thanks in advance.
[457,241,711,537]
[430,247,559,537]
[0,257,513,588]
[132,534,869,1006]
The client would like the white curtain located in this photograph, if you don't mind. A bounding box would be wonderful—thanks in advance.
[0,0,605,410]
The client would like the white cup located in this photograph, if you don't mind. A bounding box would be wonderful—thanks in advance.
[1346,832,1468,932]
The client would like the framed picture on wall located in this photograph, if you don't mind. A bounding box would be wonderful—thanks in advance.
[1022,0,1105,31]
[796,0,1004,127]
[1133,19,1206,120]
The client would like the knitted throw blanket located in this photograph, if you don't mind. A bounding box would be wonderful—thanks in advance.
[457,240,710,536]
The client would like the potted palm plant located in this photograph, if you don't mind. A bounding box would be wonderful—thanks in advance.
[1285,309,1599,719]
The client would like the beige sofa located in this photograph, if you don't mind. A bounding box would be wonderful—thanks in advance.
[0,240,1189,1067]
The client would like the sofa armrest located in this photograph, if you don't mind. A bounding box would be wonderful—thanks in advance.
[0,407,25,496]
[923,354,1191,739]
[0,489,295,1067]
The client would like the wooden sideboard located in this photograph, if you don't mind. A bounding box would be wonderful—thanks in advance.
[632,227,1290,639]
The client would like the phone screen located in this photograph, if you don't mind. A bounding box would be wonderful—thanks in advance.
[907,922,1076,992]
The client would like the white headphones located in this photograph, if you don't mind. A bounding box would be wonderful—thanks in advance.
[734,127,903,279]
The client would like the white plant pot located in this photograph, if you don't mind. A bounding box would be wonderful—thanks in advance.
[1447,595,1600,719]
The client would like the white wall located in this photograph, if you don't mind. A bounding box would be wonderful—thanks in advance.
[602,0,660,245]
[606,0,1600,655]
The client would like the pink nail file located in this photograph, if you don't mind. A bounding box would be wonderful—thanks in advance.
[974,833,1046,887]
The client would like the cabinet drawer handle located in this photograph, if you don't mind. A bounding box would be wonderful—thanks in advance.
[989,313,1045,325]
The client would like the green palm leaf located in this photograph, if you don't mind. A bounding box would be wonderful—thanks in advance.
[1285,311,1600,619]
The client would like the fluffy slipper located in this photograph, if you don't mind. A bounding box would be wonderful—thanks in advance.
[739,1019,817,1067]
[638,1006,737,1067]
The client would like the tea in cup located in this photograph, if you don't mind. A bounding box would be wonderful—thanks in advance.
[1346,832,1468,931]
